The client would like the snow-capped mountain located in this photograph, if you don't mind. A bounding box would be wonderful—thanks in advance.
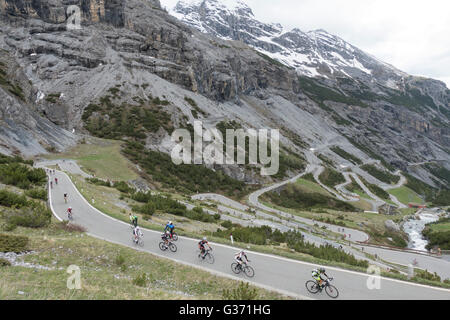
[170,0,406,88]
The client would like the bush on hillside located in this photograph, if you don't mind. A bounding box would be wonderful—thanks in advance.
[0,190,28,208]
[0,234,29,253]
[318,167,346,188]
[222,282,259,300]
[0,257,11,267]
[86,178,112,187]
[56,221,86,233]
[5,201,52,228]
[361,164,400,185]
[0,154,33,165]
[214,226,368,268]
[266,184,358,212]
[0,163,47,189]
[113,181,134,194]
[25,188,48,201]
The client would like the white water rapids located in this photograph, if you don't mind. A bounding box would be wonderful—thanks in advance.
[403,210,440,251]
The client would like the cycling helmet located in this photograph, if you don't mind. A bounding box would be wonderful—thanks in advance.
[169,221,172,224]
[203,237,207,241]
[319,268,325,273]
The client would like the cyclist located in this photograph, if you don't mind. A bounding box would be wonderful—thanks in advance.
[234,250,250,267]
[311,267,330,289]
[67,207,73,219]
[133,226,142,244]
[161,231,171,247]
[64,193,68,203]
[131,214,138,228]
[55,177,58,185]
[129,213,135,227]
[164,221,175,240]
[50,181,53,189]
[198,237,212,259]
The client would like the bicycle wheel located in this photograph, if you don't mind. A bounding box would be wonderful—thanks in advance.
[169,243,177,253]
[325,285,339,299]
[231,263,241,274]
[305,281,320,294]
[159,242,168,251]
[138,239,144,247]
[243,265,255,278]
[172,233,178,241]
[205,253,215,264]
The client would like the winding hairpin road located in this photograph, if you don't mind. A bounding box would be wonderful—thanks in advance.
[38,162,450,300]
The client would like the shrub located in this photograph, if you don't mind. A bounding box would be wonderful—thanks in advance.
[113,181,134,194]
[132,273,148,287]
[0,163,47,189]
[423,229,450,250]
[132,203,156,216]
[122,141,247,197]
[115,254,125,266]
[0,190,28,208]
[25,188,48,201]
[330,146,362,165]
[361,164,400,185]
[414,269,441,282]
[298,76,367,108]
[131,192,152,203]
[214,226,368,268]
[0,257,11,267]
[184,96,197,107]
[5,202,52,228]
[185,207,215,223]
[86,178,112,187]
[221,221,233,229]
[56,221,86,233]
[0,154,33,165]
[266,184,358,212]
[367,183,390,200]
[0,234,29,253]
[222,282,259,300]
[432,189,450,206]
[318,167,346,188]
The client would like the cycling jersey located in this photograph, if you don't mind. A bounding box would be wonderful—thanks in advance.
[235,251,248,263]
[164,223,175,233]
[199,240,208,248]
[312,269,328,283]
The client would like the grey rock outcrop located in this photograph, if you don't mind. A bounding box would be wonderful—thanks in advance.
[385,220,401,233]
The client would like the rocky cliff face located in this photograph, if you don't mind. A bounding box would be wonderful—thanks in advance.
[0,0,448,186]
[0,48,76,156]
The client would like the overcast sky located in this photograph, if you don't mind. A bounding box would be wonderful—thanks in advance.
[160,0,450,88]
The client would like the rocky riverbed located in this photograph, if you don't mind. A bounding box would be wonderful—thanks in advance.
[402,210,441,251]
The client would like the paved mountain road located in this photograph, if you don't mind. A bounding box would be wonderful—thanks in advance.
[46,169,450,300]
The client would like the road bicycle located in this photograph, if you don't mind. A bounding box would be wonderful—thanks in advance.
[231,261,255,278]
[159,240,177,252]
[305,278,339,299]
[198,248,215,264]
[67,211,73,221]
[169,232,178,241]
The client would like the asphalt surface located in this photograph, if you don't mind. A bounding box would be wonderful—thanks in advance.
[46,169,450,300]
